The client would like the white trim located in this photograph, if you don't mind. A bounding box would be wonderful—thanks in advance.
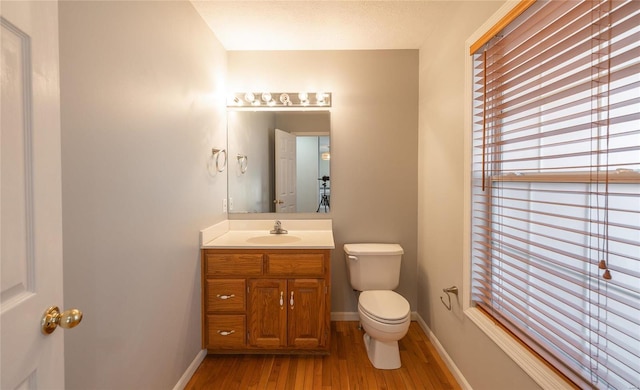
[331,311,359,321]
[173,349,207,390]
[465,308,572,389]
[414,315,472,390]
[331,311,421,322]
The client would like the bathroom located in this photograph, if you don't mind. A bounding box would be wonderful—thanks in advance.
[2,1,556,389]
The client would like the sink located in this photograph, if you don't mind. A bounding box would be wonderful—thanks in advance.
[246,235,302,244]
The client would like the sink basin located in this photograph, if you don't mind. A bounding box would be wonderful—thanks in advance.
[246,235,302,244]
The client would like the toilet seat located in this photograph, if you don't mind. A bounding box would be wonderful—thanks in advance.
[359,290,410,325]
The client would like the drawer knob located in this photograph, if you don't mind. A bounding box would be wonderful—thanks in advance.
[216,294,235,300]
[217,330,235,336]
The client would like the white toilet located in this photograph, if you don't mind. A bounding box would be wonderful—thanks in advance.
[344,243,411,370]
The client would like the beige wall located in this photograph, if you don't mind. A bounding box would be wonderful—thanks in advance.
[228,50,420,314]
[59,1,227,388]
[417,2,541,389]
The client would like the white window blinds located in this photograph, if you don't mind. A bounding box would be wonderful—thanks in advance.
[471,1,639,388]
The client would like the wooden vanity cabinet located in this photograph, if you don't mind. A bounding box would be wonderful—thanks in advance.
[201,249,330,354]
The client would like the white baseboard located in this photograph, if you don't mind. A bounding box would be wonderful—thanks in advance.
[331,311,422,322]
[414,314,472,390]
[330,311,359,321]
[173,349,207,390]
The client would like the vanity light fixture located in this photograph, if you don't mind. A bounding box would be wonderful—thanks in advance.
[227,92,331,108]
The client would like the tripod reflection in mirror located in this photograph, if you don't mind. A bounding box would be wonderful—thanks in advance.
[317,176,330,213]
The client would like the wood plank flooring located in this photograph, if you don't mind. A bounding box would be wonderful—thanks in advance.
[185,321,461,389]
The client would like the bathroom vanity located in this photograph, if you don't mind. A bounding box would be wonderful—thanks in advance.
[200,220,334,354]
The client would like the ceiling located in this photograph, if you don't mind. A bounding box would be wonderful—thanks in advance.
[191,1,496,51]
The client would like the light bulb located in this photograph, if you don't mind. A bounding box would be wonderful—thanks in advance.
[280,93,291,105]
[261,92,272,102]
[244,92,255,103]
[316,92,326,104]
[298,92,308,101]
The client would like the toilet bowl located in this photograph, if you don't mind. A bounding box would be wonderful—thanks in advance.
[358,290,411,369]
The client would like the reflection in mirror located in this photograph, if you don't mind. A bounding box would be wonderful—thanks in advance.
[228,110,330,214]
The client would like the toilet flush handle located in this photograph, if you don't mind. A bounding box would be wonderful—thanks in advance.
[348,255,358,262]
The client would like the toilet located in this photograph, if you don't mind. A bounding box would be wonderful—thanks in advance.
[344,243,411,370]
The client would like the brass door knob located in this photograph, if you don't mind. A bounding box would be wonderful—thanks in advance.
[41,306,83,334]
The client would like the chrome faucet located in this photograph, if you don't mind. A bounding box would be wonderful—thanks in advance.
[270,220,288,234]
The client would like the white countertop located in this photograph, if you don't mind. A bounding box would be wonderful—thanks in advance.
[200,219,335,249]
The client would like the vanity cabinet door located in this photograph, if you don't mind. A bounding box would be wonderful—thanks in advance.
[287,279,327,349]
[248,279,287,348]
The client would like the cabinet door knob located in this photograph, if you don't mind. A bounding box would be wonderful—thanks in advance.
[217,330,235,336]
[290,291,294,309]
[216,294,235,300]
[280,291,284,309]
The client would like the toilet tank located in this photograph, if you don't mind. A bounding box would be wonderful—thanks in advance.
[344,243,404,291]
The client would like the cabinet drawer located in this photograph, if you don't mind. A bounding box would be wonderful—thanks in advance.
[206,279,246,312]
[206,253,263,276]
[207,315,246,349]
[266,254,325,277]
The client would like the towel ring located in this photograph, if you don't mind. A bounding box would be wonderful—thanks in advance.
[237,154,248,174]
[212,148,227,172]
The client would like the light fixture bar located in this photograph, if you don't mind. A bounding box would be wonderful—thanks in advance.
[227,92,331,108]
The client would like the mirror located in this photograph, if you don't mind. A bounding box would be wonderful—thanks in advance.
[227,110,330,214]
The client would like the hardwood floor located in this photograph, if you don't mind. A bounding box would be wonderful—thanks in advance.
[185,321,461,389]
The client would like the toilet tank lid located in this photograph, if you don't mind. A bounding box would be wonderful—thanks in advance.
[344,243,404,255]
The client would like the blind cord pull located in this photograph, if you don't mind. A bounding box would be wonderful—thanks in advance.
[598,259,612,280]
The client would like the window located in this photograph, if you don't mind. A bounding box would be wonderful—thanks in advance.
[470,1,639,389]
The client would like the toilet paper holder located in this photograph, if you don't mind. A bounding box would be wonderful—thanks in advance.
[440,286,459,311]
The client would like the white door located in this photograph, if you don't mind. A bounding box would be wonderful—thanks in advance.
[1,1,68,388]
[274,129,297,213]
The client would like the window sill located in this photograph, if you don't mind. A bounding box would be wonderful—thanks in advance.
[464,307,573,389]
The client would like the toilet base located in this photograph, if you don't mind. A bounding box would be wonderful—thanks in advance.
[363,333,401,370]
